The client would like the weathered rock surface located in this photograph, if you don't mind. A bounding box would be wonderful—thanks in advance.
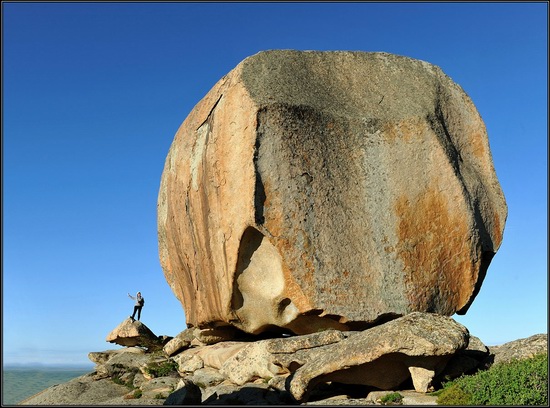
[21,320,546,405]
[158,49,507,335]
[163,329,195,357]
[106,318,164,351]
[288,312,469,401]
[219,329,347,385]
[487,333,548,365]
[90,347,150,380]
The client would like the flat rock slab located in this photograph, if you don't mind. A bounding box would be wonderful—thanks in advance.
[289,312,469,402]
[106,318,162,350]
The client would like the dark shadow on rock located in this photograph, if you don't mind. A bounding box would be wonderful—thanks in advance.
[481,353,496,370]
[306,382,378,402]
[202,385,293,405]
[285,373,381,404]
[164,380,202,405]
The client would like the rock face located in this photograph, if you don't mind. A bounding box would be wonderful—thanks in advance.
[158,50,508,335]
[487,333,548,365]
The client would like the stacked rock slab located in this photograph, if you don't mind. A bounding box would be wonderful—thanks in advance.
[106,318,164,351]
[157,50,507,335]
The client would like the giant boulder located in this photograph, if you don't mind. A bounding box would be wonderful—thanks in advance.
[157,50,507,335]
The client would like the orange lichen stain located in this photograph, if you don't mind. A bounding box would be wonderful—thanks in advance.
[260,227,314,313]
[382,117,427,143]
[395,188,477,314]
[281,253,312,312]
[469,131,486,159]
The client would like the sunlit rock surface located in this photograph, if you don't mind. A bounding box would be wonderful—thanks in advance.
[157,50,507,335]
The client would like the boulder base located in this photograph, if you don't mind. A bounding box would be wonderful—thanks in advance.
[288,312,469,401]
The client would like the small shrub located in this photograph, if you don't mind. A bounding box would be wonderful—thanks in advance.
[436,382,472,405]
[123,389,143,400]
[437,353,548,405]
[111,374,135,389]
[380,392,403,405]
[145,360,178,377]
[154,393,165,399]
[111,375,125,386]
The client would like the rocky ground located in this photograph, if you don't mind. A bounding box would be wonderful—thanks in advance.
[19,315,547,406]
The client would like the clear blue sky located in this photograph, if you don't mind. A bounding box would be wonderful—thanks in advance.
[3,2,547,367]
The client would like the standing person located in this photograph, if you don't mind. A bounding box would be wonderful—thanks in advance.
[128,292,144,321]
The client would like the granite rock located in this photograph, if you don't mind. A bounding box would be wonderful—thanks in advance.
[158,50,507,336]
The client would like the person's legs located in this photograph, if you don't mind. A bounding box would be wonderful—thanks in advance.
[131,306,138,320]
[137,306,142,321]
